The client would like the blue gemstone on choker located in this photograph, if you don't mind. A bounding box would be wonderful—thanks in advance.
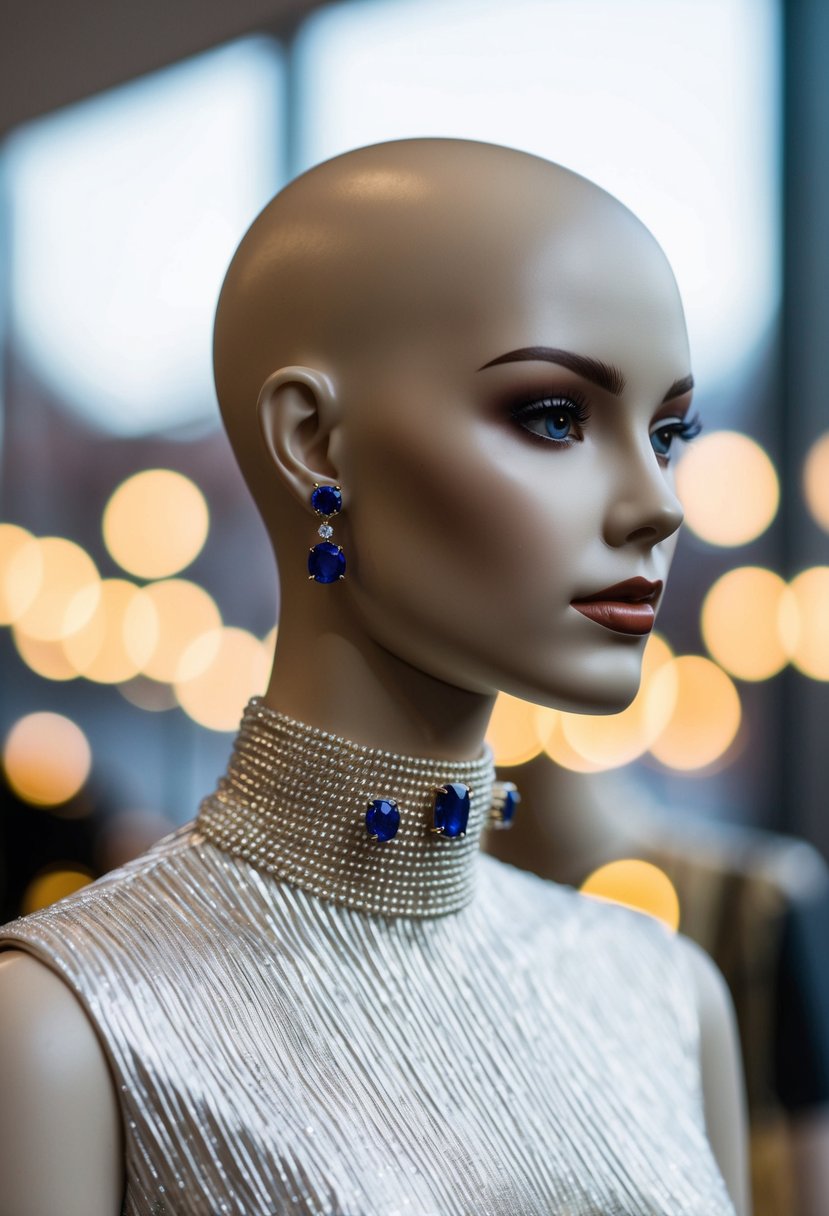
[432,782,470,838]
[500,785,521,827]
[366,798,400,842]
[308,542,346,583]
[311,484,342,516]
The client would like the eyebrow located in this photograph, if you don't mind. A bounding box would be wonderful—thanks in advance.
[661,374,694,402]
[478,346,626,395]
[477,346,695,404]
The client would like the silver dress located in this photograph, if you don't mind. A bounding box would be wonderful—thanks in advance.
[0,699,735,1215]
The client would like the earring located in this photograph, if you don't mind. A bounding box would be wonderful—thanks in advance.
[488,781,520,830]
[308,483,345,584]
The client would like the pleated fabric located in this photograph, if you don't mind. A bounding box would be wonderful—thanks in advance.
[1,826,735,1215]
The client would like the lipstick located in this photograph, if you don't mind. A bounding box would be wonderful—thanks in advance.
[571,578,662,636]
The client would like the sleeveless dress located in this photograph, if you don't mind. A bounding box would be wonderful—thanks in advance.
[0,700,736,1216]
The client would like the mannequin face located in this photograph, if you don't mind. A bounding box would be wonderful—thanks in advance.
[334,193,691,713]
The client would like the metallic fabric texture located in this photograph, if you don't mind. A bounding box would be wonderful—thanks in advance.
[0,701,736,1216]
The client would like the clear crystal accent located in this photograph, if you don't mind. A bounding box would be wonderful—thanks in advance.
[318,523,334,538]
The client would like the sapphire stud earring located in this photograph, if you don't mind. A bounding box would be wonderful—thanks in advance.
[488,782,521,830]
[308,483,345,584]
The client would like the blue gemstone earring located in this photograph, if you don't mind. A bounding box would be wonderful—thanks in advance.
[308,483,345,584]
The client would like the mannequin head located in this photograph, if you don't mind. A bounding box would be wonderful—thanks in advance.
[213,139,691,720]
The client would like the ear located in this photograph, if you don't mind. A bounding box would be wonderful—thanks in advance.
[256,366,342,511]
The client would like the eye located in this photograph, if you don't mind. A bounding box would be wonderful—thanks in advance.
[510,393,591,445]
[649,413,703,460]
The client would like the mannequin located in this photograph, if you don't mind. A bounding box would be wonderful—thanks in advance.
[486,752,829,1216]
[0,139,748,1216]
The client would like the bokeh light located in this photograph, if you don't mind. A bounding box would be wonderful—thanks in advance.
[175,626,271,731]
[11,536,99,640]
[803,432,829,533]
[788,567,829,680]
[701,567,796,681]
[138,579,221,682]
[535,707,603,773]
[0,524,41,624]
[117,676,179,712]
[557,634,678,770]
[675,431,779,546]
[103,469,209,579]
[21,866,94,915]
[11,630,78,681]
[62,579,159,683]
[485,693,544,766]
[648,656,742,771]
[3,711,92,806]
[7,38,282,437]
[580,859,680,931]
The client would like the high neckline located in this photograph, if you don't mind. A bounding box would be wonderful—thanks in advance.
[196,697,497,918]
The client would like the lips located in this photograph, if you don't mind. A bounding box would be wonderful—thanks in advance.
[571,578,663,636]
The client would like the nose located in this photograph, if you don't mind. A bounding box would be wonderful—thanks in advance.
[602,450,684,549]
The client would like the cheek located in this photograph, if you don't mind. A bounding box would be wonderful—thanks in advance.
[344,415,595,634]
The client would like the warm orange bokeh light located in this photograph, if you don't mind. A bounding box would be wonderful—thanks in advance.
[535,706,603,773]
[11,537,100,641]
[103,469,209,580]
[138,579,221,682]
[676,431,779,547]
[648,656,741,771]
[701,567,795,681]
[117,676,178,712]
[21,866,93,915]
[557,634,677,770]
[803,432,829,533]
[3,711,92,806]
[11,630,78,681]
[175,627,271,731]
[788,567,829,680]
[580,859,680,931]
[485,692,544,766]
[0,524,42,624]
[62,579,159,683]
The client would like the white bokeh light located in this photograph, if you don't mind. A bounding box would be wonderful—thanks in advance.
[5,37,282,436]
[296,0,779,389]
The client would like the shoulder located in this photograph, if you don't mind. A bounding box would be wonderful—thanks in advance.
[0,950,124,1216]
[675,934,734,1028]
[0,822,198,944]
[0,948,110,1075]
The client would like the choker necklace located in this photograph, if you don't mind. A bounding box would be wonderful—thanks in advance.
[196,698,499,918]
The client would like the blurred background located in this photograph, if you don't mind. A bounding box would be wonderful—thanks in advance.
[0,0,828,1210]
[2,0,826,908]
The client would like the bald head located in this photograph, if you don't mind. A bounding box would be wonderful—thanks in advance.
[213,138,681,537]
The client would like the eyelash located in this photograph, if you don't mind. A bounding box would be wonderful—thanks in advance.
[649,412,703,460]
[509,392,591,446]
[510,395,703,462]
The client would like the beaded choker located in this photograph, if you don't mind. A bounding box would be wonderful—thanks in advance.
[196,697,502,918]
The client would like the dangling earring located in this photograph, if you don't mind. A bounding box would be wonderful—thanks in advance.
[308,483,345,584]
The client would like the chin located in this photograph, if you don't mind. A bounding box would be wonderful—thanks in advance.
[516,648,645,716]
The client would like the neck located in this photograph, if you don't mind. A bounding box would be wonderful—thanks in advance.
[197,699,499,917]
[264,603,495,761]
